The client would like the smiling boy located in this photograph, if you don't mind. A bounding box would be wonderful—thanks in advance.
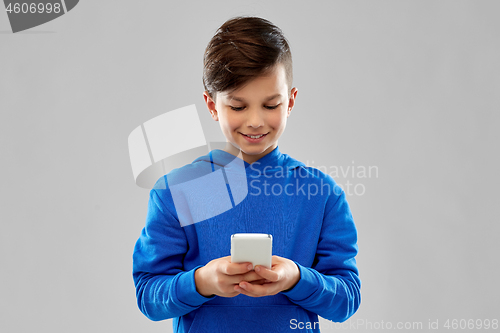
[133,16,360,332]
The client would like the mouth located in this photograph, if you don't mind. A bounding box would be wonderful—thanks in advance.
[240,132,268,139]
[240,132,269,142]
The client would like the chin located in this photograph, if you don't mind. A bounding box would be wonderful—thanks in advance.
[244,146,269,154]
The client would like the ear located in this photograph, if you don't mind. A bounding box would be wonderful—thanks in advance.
[286,87,298,117]
[203,91,219,121]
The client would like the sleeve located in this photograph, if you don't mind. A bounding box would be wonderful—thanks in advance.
[132,182,215,321]
[281,189,361,322]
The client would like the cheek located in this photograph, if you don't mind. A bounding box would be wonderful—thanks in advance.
[270,113,287,129]
[224,115,244,130]
[227,119,240,131]
[220,118,238,133]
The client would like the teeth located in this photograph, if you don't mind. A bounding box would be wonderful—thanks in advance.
[245,134,265,139]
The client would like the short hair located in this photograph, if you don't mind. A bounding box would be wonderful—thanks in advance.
[203,16,293,104]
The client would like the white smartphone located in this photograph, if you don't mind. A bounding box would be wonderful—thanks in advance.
[230,233,273,269]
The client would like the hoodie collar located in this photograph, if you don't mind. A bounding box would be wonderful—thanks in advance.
[193,145,305,176]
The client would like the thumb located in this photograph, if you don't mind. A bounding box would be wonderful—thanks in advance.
[254,265,281,282]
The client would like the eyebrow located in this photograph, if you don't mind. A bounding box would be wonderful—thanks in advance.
[227,93,282,103]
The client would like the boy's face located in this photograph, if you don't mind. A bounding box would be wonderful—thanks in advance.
[204,63,298,164]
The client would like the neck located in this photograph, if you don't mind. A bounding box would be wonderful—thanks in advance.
[223,142,277,164]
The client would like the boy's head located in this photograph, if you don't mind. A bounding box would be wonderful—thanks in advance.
[202,16,298,163]
[203,16,293,104]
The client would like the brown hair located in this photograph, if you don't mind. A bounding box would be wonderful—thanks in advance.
[203,16,293,104]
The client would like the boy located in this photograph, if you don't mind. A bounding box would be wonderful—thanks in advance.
[133,16,360,332]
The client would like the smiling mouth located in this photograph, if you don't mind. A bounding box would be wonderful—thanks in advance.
[240,133,268,139]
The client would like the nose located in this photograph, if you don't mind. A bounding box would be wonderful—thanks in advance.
[246,108,265,128]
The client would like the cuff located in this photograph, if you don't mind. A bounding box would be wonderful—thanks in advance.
[280,262,319,301]
[176,265,216,307]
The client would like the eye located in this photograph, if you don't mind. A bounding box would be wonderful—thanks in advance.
[229,104,280,111]
[230,106,245,111]
[265,104,280,110]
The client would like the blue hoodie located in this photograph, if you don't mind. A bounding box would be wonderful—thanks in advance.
[132,146,361,332]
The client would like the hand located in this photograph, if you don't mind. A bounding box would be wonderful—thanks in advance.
[234,255,300,297]
[194,256,269,298]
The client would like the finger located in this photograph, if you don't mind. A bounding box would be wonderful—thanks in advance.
[239,271,266,283]
[234,285,261,297]
[238,281,274,297]
[238,280,279,297]
[253,265,281,282]
[233,279,267,295]
[225,262,253,275]
[224,272,259,285]
[234,283,266,297]
[246,278,268,285]
[224,270,264,285]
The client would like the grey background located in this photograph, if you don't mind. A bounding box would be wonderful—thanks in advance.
[1,0,498,332]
